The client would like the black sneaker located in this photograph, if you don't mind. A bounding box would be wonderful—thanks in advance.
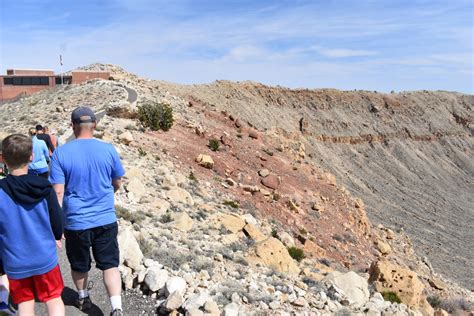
[110,308,123,316]
[75,296,92,311]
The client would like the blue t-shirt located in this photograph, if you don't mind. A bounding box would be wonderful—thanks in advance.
[29,136,49,174]
[49,138,125,230]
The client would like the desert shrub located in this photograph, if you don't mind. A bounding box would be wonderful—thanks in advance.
[271,228,278,238]
[137,101,174,131]
[287,247,305,262]
[115,205,146,224]
[138,147,147,157]
[439,297,473,313]
[223,200,239,209]
[382,291,401,304]
[208,138,220,151]
[159,213,173,224]
[138,237,155,257]
[299,227,307,235]
[188,171,198,182]
[427,295,441,309]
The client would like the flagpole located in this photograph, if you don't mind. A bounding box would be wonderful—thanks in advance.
[60,55,63,86]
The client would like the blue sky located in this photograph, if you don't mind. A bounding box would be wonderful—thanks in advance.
[0,0,472,93]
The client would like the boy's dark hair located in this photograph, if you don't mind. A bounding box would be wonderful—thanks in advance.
[2,134,32,169]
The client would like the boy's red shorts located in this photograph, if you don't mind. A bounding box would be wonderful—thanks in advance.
[8,265,64,304]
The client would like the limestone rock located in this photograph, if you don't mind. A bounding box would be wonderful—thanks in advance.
[279,232,295,247]
[167,187,194,205]
[224,302,240,316]
[165,276,187,296]
[164,291,184,311]
[243,223,266,242]
[212,213,246,233]
[106,100,137,119]
[258,168,270,177]
[119,131,133,145]
[325,271,370,306]
[126,178,147,201]
[246,237,300,275]
[369,259,424,307]
[376,240,392,255]
[171,212,194,232]
[183,292,210,311]
[195,154,214,169]
[303,239,327,257]
[204,301,220,315]
[144,267,169,292]
[117,223,143,270]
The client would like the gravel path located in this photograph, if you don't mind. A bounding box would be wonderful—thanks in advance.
[34,242,157,315]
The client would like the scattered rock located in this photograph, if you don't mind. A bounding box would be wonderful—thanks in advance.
[163,291,184,311]
[369,259,424,307]
[375,240,392,255]
[258,168,270,177]
[118,131,134,145]
[167,187,194,205]
[171,212,194,232]
[212,213,246,233]
[325,271,370,306]
[144,267,169,292]
[249,129,259,139]
[261,175,280,190]
[195,154,214,169]
[243,223,266,242]
[246,237,300,274]
[165,276,187,296]
[117,222,143,271]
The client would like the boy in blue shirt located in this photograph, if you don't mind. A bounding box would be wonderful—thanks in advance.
[0,134,65,316]
[28,128,50,178]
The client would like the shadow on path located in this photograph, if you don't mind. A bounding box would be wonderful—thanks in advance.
[62,287,104,316]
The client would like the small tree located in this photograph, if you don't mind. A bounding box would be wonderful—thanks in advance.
[138,101,174,131]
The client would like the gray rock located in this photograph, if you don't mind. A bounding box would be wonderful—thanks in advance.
[163,291,184,311]
[183,292,210,311]
[165,276,187,296]
[224,303,240,316]
[144,267,169,292]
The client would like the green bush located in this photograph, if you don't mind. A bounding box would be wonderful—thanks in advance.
[271,228,278,238]
[382,291,402,304]
[223,200,239,209]
[208,138,220,151]
[287,247,305,262]
[159,213,173,224]
[427,295,441,309]
[138,102,174,131]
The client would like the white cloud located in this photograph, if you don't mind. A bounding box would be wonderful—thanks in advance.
[317,48,378,58]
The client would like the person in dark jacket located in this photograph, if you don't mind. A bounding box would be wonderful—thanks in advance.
[0,134,65,316]
[36,125,55,156]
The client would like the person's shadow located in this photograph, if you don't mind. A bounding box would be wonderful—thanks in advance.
[62,287,104,316]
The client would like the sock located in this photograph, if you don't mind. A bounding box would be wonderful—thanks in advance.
[0,289,8,303]
[78,289,89,299]
[110,295,122,310]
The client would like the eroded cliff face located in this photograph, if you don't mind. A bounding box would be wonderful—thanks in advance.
[161,81,474,289]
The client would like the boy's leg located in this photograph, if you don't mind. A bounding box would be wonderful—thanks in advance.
[17,299,35,316]
[0,275,9,302]
[71,271,89,297]
[45,297,64,316]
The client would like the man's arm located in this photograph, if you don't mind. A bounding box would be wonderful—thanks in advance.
[112,177,122,193]
[53,183,65,207]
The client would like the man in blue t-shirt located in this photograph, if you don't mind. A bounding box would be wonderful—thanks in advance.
[49,107,125,316]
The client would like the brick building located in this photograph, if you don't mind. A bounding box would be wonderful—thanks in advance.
[0,69,110,101]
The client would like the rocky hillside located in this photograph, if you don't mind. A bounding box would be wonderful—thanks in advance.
[157,80,474,291]
[0,64,472,315]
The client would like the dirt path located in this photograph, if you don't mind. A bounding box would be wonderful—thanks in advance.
[34,242,157,315]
